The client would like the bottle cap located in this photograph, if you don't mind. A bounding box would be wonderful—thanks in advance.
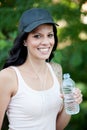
[63,73,70,79]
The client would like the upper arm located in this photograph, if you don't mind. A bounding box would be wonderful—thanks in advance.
[0,68,15,129]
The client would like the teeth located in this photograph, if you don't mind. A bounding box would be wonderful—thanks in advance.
[39,48,49,52]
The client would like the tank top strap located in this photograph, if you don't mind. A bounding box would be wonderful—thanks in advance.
[47,63,57,80]
[47,63,61,91]
[11,66,24,87]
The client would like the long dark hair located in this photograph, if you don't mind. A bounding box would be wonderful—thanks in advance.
[2,24,58,130]
[3,24,58,69]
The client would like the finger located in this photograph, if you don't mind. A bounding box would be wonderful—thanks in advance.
[74,93,83,104]
[73,88,81,94]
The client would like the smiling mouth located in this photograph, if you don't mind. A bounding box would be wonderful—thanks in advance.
[38,47,50,53]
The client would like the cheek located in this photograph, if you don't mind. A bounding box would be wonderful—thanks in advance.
[30,42,39,49]
[51,39,55,46]
[28,44,36,51]
[27,40,38,49]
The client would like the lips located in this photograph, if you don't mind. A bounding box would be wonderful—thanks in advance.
[38,48,49,53]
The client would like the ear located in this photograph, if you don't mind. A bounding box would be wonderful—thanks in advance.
[24,40,27,47]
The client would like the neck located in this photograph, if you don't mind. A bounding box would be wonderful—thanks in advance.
[22,56,49,90]
[26,56,47,72]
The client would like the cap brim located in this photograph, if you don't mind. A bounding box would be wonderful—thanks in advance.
[24,20,59,33]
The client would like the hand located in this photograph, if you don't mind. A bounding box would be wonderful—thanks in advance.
[73,88,83,104]
[60,88,83,104]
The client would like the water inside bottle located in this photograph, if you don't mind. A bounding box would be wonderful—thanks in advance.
[64,91,80,115]
[64,101,80,115]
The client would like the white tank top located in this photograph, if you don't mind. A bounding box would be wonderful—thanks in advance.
[7,63,63,130]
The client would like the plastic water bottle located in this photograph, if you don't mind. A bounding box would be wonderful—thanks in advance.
[62,73,80,115]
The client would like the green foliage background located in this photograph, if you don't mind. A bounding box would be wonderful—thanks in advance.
[0,0,87,130]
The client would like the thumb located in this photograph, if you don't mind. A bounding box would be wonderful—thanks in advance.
[60,93,64,99]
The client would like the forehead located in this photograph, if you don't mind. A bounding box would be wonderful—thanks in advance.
[31,24,53,33]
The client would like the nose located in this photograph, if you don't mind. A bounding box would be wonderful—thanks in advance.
[41,37,50,45]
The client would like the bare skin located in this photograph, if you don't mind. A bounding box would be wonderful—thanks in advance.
[0,68,17,129]
[0,24,82,130]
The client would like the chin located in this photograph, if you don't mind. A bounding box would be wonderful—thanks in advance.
[39,56,50,61]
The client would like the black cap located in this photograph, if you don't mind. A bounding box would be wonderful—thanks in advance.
[18,8,58,33]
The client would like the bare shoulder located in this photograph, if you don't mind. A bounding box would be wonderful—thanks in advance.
[0,67,17,96]
[50,62,62,85]
[50,62,62,76]
[0,67,15,83]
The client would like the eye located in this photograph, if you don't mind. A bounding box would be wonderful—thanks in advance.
[48,33,54,38]
[33,34,41,39]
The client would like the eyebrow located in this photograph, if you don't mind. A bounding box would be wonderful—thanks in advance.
[31,30,54,34]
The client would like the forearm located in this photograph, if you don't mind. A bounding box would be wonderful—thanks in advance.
[56,107,71,130]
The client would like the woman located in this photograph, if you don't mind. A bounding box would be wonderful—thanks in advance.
[0,8,82,130]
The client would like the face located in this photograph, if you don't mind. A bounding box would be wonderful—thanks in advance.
[25,24,55,61]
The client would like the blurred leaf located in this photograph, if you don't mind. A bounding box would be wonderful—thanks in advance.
[70,51,82,67]
[0,1,87,130]
[52,50,62,63]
